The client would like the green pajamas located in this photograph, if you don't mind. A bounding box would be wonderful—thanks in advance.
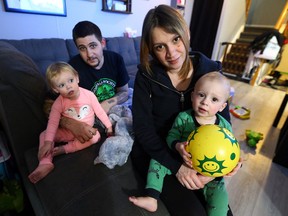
[145,109,232,215]
[146,159,172,193]
[203,178,229,216]
[146,159,229,216]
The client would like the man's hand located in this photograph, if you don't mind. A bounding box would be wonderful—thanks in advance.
[60,117,97,143]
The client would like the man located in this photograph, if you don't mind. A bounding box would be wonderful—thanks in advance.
[70,20,130,112]
[61,21,130,143]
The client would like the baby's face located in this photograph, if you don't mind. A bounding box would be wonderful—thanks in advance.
[52,70,80,100]
[192,79,227,117]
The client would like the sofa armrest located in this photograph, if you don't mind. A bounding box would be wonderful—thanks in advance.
[0,41,47,165]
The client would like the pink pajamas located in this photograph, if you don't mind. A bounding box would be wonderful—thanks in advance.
[38,87,111,166]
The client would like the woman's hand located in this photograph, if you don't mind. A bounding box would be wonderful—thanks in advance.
[197,174,215,185]
[175,141,192,168]
[225,157,243,177]
[60,117,97,143]
[176,164,204,190]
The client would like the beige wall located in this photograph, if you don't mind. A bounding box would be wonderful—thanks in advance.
[247,0,287,26]
[212,0,246,60]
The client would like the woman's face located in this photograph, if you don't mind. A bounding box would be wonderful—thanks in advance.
[151,27,186,73]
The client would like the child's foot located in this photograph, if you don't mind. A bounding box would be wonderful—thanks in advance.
[28,164,54,184]
[53,146,65,156]
[129,196,158,212]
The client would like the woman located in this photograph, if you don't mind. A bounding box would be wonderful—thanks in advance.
[131,4,238,216]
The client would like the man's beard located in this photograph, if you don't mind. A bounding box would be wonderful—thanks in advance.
[88,57,100,68]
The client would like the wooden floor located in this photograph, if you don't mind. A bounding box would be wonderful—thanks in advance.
[226,79,288,216]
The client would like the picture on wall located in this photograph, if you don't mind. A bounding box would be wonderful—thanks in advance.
[3,0,67,17]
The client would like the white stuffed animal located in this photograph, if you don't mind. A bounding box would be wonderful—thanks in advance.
[94,105,134,169]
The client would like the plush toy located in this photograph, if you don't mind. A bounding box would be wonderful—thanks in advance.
[245,129,264,147]
[94,105,134,169]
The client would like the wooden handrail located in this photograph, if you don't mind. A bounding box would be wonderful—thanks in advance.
[275,1,288,31]
[221,42,250,46]
[246,0,252,20]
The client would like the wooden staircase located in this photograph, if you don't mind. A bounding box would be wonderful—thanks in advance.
[221,25,276,81]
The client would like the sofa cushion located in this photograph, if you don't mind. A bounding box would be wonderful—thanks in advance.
[66,39,79,59]
[126,64,138,87]
[24,141,170,216]
[0,39,70,76]
[105,37,138,67]
[133,36,141,63]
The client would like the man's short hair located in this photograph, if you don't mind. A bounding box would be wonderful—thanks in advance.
[72,21,102,44]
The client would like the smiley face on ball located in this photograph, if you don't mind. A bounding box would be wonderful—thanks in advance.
[186,125,240,177]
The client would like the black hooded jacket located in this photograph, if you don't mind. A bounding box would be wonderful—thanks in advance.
[132,51,230,174]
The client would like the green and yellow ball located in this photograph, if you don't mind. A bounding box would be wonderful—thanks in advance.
[186,124,240,177]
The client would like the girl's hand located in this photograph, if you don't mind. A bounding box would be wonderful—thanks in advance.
[38,141,53,160]
[175,141,192,168]
[106,126,114,137]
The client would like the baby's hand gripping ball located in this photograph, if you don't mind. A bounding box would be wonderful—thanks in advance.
[185,125,240,177]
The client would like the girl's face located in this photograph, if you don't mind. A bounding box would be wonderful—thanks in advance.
[51,70,80,100]
[192,79,227,118]
[151,27,186,73]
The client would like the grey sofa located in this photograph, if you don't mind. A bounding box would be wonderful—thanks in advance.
[0,37,170,216]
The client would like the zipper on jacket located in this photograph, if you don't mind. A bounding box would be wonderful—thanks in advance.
[180,92,185,103]
[143,73,192,110]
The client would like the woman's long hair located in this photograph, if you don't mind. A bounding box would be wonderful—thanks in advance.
[140,4,191,80]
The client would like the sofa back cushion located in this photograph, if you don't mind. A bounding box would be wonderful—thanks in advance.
[105,37,140,67]
[133,36,141,64]
[0,38,70,76]
[65,39,79,59]
[65,37,141,67]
